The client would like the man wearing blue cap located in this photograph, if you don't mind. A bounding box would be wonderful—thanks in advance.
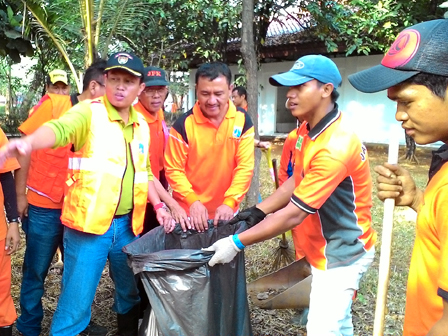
[205,54,376,336]
[0,52,173,336]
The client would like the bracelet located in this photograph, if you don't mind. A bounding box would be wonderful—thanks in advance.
[153,202,165,211]
[232,234,245,250]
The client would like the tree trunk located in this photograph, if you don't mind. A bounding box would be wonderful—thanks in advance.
[5,62,12,116]
[241,0,260,207]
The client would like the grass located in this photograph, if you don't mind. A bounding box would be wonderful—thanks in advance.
[9,143,432,335]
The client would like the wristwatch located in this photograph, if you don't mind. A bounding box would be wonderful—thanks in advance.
[9,217,21,224]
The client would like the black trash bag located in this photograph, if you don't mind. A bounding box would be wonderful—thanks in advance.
[123,220,253,336]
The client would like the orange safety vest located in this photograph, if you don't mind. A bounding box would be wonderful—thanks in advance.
[27,94,73,203]
[61,100,150,236]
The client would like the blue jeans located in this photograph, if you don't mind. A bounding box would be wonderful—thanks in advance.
[49,214,140,336]
[306,248,375,336]
[17,205,64,336]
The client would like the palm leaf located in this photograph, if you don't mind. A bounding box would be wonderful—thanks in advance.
[23,0,82,92]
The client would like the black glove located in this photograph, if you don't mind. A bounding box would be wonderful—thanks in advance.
[228,206,266,227]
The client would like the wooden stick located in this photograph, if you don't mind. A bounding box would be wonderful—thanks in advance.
[373,125,401,336]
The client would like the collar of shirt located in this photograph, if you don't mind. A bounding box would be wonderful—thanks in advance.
[192,100,236,124]
[103,94,139,126]
[429,144,448,181]
[134,101,164,124]
[306,104,340,140]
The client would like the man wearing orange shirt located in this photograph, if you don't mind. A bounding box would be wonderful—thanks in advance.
[0,129,20,336]
[45,70,71,96]
[231,86,248,112]
[15,60,107,336]
[278,125,299,186]
[231,86,269,149]
[206,55,376,336]
[278,123,306,260]
[165,62,255,232]
[134,66,189,233]
[349,19,448,336]
[28,70,71,117]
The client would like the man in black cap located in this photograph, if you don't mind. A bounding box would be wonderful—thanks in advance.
[0,52,173,336]
[134,66,190,233]
[349,19,448,336]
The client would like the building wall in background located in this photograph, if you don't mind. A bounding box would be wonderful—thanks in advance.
[189,54,407,145]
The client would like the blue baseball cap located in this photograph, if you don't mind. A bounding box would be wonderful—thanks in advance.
[269,55,342,88]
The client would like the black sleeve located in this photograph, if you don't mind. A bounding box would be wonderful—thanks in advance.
[0,172,19,221]
[241,110,254,135]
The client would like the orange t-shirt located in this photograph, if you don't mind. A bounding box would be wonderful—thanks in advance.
[165,101,254,218]
[279,128,299,185]
[403,158,448,336]
[18,95,74,209]
[134,102,166,179]
[291,108,375,270]
[0,130,21,240]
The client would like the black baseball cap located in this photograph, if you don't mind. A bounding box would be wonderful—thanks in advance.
[144,66,170,87]
[105,52,144,77]
[269,55,342,88]
[348,19,448,93]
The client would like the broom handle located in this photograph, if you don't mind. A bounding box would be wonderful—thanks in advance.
[373,126,400,336]
[272,158,280,189]
[272,158,287,243]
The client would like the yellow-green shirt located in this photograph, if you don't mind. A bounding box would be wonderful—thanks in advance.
[45,95,153,215]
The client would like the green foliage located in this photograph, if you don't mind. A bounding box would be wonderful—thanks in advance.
[0,0,34,63]
[123,0,241,70]
[0,108,27,134]
[306,0,446,56]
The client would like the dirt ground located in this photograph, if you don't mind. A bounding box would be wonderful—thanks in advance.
[9,143,434,336]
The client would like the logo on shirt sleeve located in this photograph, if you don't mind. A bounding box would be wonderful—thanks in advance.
[233,126,242,138]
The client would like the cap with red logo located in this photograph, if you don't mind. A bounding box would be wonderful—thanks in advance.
[143,66,170,87]
[105,51,144,77]
[348,19,448,93]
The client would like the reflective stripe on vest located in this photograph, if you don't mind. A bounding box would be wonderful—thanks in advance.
[61,101,149,235]
[26,94,73,203]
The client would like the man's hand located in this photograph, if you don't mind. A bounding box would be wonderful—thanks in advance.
[213,204,234,226]
[189,201,208,232]
[0,139,32,167]
[258,141,271,149]
[203,235,241,267]
[167,201,191,232]
[5,222,20,255]
[156,208,176,233]
[228,205,266,227]
[374,163,422,211]
[17,194,29,219]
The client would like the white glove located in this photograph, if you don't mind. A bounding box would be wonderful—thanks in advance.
[202,235,241,267]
